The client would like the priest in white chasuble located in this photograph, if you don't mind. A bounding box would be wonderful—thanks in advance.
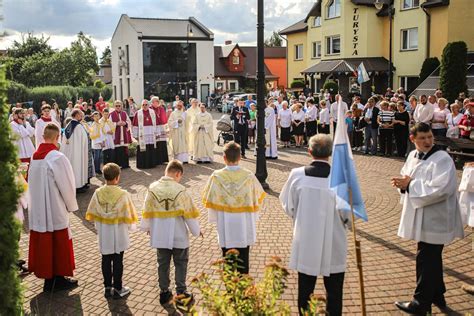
[264,102,278,159]
[279,134,349,316]
[132,100,157,169]
[61,109,90,192]
[10,107,35,163]
[168,100,189,163]
[392,123,464,315]
[186,98,200,157]
[28,123,79,292]
[191,103,214,163]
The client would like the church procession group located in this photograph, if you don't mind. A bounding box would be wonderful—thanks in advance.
[8,93,474,315]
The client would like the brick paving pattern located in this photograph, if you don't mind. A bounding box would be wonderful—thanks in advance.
[20,114,473,315]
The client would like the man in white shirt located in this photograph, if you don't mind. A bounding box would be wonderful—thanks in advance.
[392,123,464,315]
[413,95,434,124]
[330,95,348,133]
[10,108,35,163]
[28,123,79,292]
[280,134,350,316]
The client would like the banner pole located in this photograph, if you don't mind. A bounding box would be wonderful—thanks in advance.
[349,188,367,316]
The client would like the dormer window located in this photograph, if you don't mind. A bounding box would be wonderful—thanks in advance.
[313,16,321,27]
[326,0,341,19]
[232,49,240,65]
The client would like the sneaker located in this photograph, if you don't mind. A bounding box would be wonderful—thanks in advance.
[160,290,173,305]
[104,287,113,299]
[113,286,131,299]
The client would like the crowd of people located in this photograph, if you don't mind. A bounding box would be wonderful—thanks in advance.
[8,88,474,315]
[230,87,474,159]
[10,95,215,193]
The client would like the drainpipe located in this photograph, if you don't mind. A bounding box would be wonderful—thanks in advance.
[422,6,431,59]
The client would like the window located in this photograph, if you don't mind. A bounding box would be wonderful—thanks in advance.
[119,78,123,100]
[400,76,418,95]
[216,81,225,92]
[127,78,130,99]
[232,49,240,64]
[295,44,304,60]
[312,42,321,58]
[97,68,105,77]
[126,45,130,75]
[118,46,122,76]
[313,16,321,27]
[326,0,341,19]
[326,36,341,55]
[228,80,239,91]
[402,0,419,9]
[401,28,418,50]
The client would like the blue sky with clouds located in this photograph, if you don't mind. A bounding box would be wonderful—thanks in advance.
[1,0,314,54]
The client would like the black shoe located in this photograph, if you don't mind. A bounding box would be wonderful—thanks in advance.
[395,300,431,315]
[242,155,247,159]
[104,287,113,299]
[433,296,447,309]
[160,290,173,305]
[44,277,78,292]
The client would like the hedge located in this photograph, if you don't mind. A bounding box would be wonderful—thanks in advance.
[7,82,113,109]
[0,68,23,314]
[439,41,468,103]
[323,80,339,95]
[418,57,440,86]
[290,80,305,89]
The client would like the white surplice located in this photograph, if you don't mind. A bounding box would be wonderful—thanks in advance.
[459,166,474,227]
[279,166,349,276]
[264,106,278,158]
[186,106,200,155]
[168,109,189,162]
[28,150,78,233]
[34,118,61,149]
[60,121,89,189]
[10,120,35,159]
[398,149,464,244]
[192,112,214,162]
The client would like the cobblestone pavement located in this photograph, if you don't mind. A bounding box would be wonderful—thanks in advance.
[21,113,473,315]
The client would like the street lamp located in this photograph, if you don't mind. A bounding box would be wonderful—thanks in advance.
[255,0,268,188]
[185,23,194,102]
[374,0,394,89]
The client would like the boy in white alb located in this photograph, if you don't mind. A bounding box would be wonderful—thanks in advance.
[10,108,35,163]
[142,160,201,306]
[86,163,138,299]
[202,141,266,274]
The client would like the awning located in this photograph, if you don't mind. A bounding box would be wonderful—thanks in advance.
[301,57,393,75]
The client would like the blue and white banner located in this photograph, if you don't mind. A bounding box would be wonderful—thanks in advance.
[357,62,370,85]
[329,97,368,221]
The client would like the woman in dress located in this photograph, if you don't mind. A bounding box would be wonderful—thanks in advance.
[431,98,450,137]
[291,103,305,147]
[318,100,330,134]
[446,103,463,138]
[393,101,410,157]
[278,101,292,148]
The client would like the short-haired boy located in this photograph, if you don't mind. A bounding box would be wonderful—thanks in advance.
[86,163,138,299]
[141,160,201,305]
[202,141,266,274]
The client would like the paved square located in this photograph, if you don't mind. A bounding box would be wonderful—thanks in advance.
[20,115,473,315]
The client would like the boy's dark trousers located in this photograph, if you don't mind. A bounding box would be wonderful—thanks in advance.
[298,272,344,316]
[103,148,115,165]
[102,252,124,290]
[221,246,250,274]
[157,248,189,294]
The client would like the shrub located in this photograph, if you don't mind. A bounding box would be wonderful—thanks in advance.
[28,86,75,109]
[76,86,101,102]
[439,41,468,103]
[0,68,23,314]
[101,86,113,101]
[7,81,29,104]
[94,79,106,90]
[323,80,339,95]
[290,80,305,89]
[418,57,440,86]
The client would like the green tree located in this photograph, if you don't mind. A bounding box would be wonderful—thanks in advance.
[0,68,23,315]
[7,32,54,59]
[418,57,440,86]
[100,46,112,65]
[66,32,99,86]
[439,41,468,102]
[264,31,282,47]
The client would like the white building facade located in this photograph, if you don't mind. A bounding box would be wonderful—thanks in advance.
[111,14,215,103]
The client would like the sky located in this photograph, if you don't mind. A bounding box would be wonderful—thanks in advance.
[0,0,314,56]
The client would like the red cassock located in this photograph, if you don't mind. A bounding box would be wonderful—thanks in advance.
[28,143,75,279]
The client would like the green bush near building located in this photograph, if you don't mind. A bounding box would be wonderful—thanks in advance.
[7,83,113,108]
[290,79,305,89]
[323,80,339,95]
[0,68,23,315]
[440,41,468,102]
[418,57,440,86]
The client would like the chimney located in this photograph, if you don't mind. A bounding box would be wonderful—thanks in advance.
[225,40,232,45]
